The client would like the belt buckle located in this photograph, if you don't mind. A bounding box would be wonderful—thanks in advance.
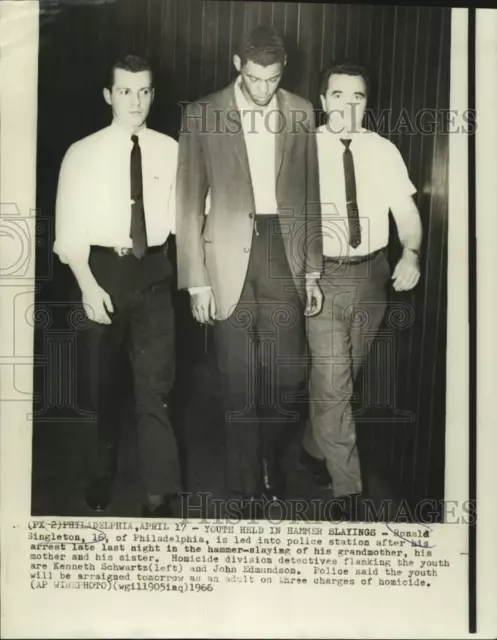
[114,247,132,257]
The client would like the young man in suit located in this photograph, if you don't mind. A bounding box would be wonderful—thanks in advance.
[301,61,422,515]
[54,55,182,517]
[176,26,323,511]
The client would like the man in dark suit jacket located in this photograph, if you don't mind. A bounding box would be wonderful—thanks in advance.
[176,26,323,509]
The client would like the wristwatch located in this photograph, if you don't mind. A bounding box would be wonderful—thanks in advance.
[403,247,420,258]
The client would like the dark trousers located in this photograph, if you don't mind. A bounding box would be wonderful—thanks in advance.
[304,250,391,497]
[76,246,181,496]
[213,215,306,496]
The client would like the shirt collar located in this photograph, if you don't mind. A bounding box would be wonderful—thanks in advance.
[233,75,278,114]
[110,119,148,141]
[318,124,368,146]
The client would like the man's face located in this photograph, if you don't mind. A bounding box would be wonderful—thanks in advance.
[234,56,285,107]
[320,73,367,134]
[103,68,154,131]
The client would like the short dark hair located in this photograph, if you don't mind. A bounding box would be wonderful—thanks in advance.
[105,55,153,90]
[236,25,286,67]
[320,60,370,98]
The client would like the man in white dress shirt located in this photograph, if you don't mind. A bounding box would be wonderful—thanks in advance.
[301,61,422,512]
[176,26,323,511]
[54,55,181,517]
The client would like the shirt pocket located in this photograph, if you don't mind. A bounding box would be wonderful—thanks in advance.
[358,163,388,211]
[144,170,173,210]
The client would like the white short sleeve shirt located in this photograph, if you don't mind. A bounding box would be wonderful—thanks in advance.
[316,125,417,258]
[54,121,178,264]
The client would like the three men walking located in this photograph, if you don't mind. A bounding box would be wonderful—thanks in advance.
[54,27,422,518]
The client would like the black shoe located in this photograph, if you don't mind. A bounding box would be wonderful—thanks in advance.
[142,496,176,518]
[297,450,333,489]
[223,495,263,520]
[240,496,264,520]
[262,457,285,501]
[326,493,364,522]
[85,476,113,512]
[344,493,366,522]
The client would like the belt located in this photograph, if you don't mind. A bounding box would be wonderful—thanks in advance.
[324,248,384,266]
[91,243,166,257]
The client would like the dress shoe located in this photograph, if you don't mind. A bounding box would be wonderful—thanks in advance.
[223,496,263,520]
[297,449,333,489]
[343,493,366,522]
[262,457,285,502]
[326,493,364,522]
[85,476,113,512]
[142,496,175,518]
[240,496,264,520]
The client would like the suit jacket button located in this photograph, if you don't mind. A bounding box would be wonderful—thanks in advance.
[244,247,250,253]
[248,212,254,218]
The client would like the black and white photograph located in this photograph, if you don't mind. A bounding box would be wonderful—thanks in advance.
[29,0,453,522]
[5,1,497,638]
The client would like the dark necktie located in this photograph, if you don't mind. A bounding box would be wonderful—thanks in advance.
[340,138,361,249]
[130,134,148,259]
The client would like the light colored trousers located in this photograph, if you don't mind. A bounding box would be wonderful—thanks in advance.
[304,250,391,497]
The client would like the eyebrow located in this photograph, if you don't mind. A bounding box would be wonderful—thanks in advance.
[248,73,281,81]
[115,86,152,91]
[330,89,365,97]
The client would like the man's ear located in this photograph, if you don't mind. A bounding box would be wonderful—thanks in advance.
[103,87,112,106]
[320,95,326,113]
[233,54,241,73]
[150,87,155,104]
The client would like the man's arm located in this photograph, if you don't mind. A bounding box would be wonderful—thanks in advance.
[303,104,323,315]
[386,143,422,292]
[390,195,423,292]
[304,104,323,278]
[54,145,91,267]
[387,143,422,254]
[166,140,178,237]
[175,102,211,291]
[187,190,212,294]
[390,195,423,254]
[54,145,113,324]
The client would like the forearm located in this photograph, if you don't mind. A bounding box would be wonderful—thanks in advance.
[305,221,323,275]
[176,212,211,290]
[306,272,320,281]
[399,219,422,252]
[189,285,211,295]
[176,113,211,290]
[305,110,323,275]
[66,255,99,293]
[392,198,423,253]
[54,229,97,291]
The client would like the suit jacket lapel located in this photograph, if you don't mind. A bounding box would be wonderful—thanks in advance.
[224,84,288,183]
[226,87,251,180]
[275,90,288,183]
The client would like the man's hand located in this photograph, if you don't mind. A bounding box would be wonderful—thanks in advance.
[82,284,114,325]
[305,279,324,317]
[392,251,421,292]
[191,289,217,325]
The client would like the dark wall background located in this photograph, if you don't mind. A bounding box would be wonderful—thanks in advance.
[35,0,450,507]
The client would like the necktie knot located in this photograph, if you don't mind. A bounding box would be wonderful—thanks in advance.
[131,134,139,145]
[340,138,352,150]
